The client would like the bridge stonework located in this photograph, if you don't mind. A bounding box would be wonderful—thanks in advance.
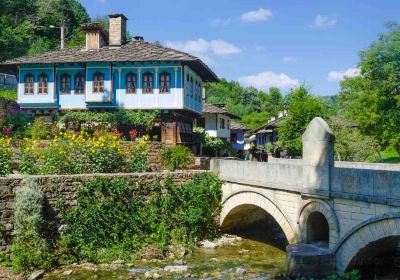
[211,117,400,277]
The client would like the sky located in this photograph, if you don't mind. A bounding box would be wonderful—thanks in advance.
[78,0,400,96]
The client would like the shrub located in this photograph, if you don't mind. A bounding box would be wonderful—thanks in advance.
[4,109,33,136]
[160,145,193,171]
[0,137,14,176]
[11,179,52,272]
[11,230,53,272]
[19,131,150,175]
[31,117,52,140]
[0,90,17,101]
[14,179,45,234]
[59,173,222,263]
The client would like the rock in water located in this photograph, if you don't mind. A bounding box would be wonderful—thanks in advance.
[63,270,73,276]
[164,265,189,273]
[235,267,247,276]
[28,270,45,280]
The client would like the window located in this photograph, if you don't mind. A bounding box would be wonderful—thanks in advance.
[231,133,237,144]
[142,72,153,94]
[126,72,136,94]
[186,74,190,96]
[38,74,48,95]
[93,72,104,93]
[60,74,71,94]
[190,77,193,98]
[227,120,231,129]
[159,72,170,93]
[74,73,85,94]
[220,118,225,129]
[24,74,34,95]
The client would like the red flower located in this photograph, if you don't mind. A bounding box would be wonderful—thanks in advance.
[129,129,138,140]
[2,128,13,136]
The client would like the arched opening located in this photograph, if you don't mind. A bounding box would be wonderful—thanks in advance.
[347,236,400,279]
[306,211,329,247]
[221,204,288,249]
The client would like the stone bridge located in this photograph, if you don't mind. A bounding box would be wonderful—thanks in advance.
[210,117,400,277]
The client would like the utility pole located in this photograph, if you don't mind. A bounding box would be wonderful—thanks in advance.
[50,20,67,49]
[61,20,65,49]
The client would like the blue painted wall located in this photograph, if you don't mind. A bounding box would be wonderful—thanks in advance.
[232,129,245,151]
[18,62,201,114]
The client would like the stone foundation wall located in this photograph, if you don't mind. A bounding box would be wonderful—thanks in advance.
[0,171,205,248]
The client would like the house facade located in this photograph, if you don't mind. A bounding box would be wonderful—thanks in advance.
[230,121,249,154]
[1,14,218,145]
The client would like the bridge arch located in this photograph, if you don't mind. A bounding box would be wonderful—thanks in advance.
[335,213,400,274]
[220,191,297,244]
[298,199,340,249]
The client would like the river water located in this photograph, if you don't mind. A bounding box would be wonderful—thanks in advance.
[43,238,286,280]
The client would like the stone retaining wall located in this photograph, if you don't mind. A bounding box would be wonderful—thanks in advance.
[0,171,204,248]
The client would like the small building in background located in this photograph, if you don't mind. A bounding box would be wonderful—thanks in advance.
[0,73,17,90]
[230,121,249,155]
[249,111,287,148]
[198,103,240,140]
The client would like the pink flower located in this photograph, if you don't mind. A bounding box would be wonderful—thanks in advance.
[2,128,13,136]
[129,129,138,140]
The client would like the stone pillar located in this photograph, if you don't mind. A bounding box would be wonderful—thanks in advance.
[302,117,334,196]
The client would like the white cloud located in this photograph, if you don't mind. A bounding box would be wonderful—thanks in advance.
[239,71,299,91]
[283,57,297,63]
[240,8,272,22]
[310,14,337,29]
[327,68,360,82]
[163,38,241,57]
[209,18,232,27]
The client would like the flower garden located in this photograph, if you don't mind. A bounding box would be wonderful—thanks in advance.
[0,109,194,177]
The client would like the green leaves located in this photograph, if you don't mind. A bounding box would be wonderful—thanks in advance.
[160,145,193,171]
[278,85,328,157]
[60,173,222,263]
[338,24,400,155]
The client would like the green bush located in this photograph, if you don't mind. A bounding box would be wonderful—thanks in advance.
[160,145,193,171]
[11,230,53,272]
[14,179,45,234]
[4,109,33,136]
[0,137,13,176]
[0,90,17,101]
[31,117,52,140]
[58,173,222,263]
[11,179,53,272]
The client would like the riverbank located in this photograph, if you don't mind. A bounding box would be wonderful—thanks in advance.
[42,237,286,280]
[0,266,23,280]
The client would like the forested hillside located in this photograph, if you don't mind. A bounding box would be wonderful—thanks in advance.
[0,0,89,62]
[205,79,285,129]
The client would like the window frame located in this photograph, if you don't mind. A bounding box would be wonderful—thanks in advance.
[159,71,171,94]
[93,72,105,94]
[142,72,154,94]
[126,72,137,94]
[220,117,225,129]
[38,73,49,95]
[74,73,85,95]
[24,73,34,95]
[60,73,71,95]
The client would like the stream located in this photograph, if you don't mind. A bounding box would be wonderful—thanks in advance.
[43,238,286,280]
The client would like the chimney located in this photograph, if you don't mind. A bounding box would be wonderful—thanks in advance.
[109,14,128,47]
[81,23,108,50]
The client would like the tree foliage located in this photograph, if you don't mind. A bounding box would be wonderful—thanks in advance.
[0,0,90,61]
[278,85,328,157]
[205,79,284,128]
[338,23,400,155]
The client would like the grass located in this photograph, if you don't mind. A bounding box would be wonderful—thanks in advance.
[0,89,17,101]
[380,145,400,163]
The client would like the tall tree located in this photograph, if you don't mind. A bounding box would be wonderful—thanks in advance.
[338,23,400,155]
[278,85,327,157]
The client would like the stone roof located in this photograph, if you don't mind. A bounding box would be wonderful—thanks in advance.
[231,121,249,131]
[202,103,240,119]
[1,40,219,82]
